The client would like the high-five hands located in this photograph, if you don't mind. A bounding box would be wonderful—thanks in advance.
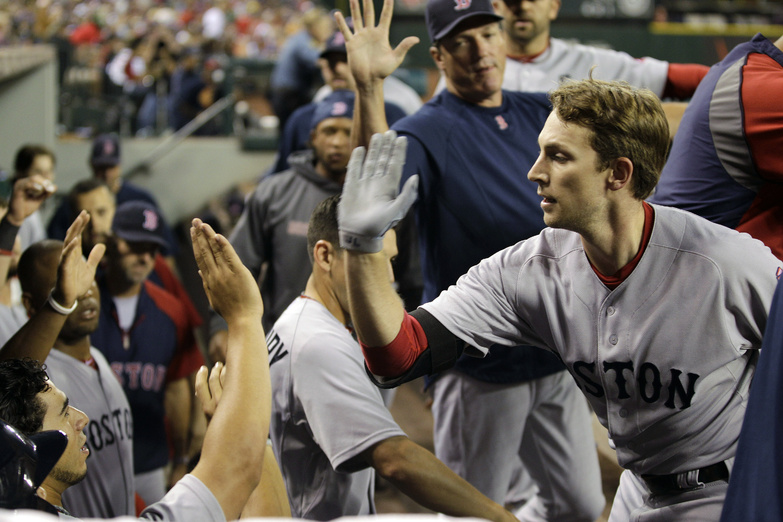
[338,131,419,253]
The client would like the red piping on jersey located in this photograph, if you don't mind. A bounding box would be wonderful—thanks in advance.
[361,313,428,377]
[591,202,655,289]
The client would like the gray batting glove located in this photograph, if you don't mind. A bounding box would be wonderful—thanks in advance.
[338,130,419,253]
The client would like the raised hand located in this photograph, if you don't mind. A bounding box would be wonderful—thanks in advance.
[5,174,56,226]
[195,362,227,423]
[338,130,419,252]
[52,211,106,307]
[335,0,419,87]
[190,218,262,324]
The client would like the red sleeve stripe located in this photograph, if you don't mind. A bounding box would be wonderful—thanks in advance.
[361,312,429,377]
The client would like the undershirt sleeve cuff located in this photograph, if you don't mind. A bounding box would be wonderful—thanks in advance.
[663,63,710,99]
[361,312,428,378]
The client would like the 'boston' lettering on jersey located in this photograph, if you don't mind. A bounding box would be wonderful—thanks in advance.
[571,359,700,410]
[110,362,167,391]
[86,407,134,451]
[267,330,289,366]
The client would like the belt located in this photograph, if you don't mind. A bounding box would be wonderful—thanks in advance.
[641,462,729,496]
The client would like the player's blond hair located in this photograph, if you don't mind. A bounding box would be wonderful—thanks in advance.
[549,77,668,200]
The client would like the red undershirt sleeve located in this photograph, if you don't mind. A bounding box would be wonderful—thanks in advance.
[663,63,710,99]
[360,312,429,377]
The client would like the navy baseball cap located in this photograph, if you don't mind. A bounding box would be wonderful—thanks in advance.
[310,90,355,131]
[112,201,169,249]
[90,134,121,168]
[320,20,351,58]
[0,420,67,513]
[426,0,503,42]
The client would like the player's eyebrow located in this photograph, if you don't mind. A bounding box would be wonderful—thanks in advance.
[60,397,69,417]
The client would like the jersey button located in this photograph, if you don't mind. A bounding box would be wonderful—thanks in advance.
[610,335,618,345]
[619,408,628,418]
[607,306,616,316]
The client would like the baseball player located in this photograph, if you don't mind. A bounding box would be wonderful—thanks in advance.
[650,33,783,260]
[208,93,354,364]
[0,211,134,519]
[431,0,709,96]
[267,195,514,521]
[0,218,273,521]
[337,73,782,522]
[339,0,604,518]
[91,201,204,504]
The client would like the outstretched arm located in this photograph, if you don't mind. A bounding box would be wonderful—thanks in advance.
[365,436,517,521]
[0,212,104,361]
[0,175,56,288]
[336,0,418,148]
[188,219,270,521]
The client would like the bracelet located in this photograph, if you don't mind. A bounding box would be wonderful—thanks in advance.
[47,292,78,315]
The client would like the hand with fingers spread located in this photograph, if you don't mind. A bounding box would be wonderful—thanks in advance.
[338,130,419,252]
[52,211,106,309]
[5,174,57,226]
[195,362,227,423]
[190,218,262,324]
[335,0,419,88]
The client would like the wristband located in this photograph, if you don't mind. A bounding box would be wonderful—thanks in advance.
[47,292,78,315]
[0,217,20,252]
[339,231,384,253]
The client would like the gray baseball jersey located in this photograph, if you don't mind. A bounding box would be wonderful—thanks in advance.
[267,297,406,519]
[139,474,224,521]
[434,37,669,95]
[45,348,135,518]
[421,205,781,476]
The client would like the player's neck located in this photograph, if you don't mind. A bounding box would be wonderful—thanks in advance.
[507,34,550,60]
[581,202,647,276]
[304,275,349,327]
[54,336,92,361]
[38,481,65,511]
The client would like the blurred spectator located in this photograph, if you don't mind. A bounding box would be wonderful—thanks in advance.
[171,49,227,135]
[12,144,56,250]
[268,6,334,129]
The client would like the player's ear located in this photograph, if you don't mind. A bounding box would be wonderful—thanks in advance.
[608,157,633,192]
[550,0,562,20]
[312,239,332,271]
[430,45,445,71]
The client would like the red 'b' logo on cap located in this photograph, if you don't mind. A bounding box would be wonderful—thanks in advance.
[142,209,159,231]
[454,0,471,10]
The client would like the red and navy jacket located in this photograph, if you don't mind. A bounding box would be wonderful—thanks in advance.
[92,278,204,474]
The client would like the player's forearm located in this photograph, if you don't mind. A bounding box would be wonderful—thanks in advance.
[352,78,389,150]
[195,316,270,519]
[0,304,68,362]
[370,436,516,522]
[346,250,405,347]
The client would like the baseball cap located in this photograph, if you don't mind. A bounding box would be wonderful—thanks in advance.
[310,90,355,131]
[90,134,121,168]
[426,0,503,42]
[319,18,352,58]
[0,419,67,513]
[112,201,169,249]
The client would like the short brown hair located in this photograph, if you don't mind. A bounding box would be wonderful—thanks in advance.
[549,78,668,200]
[306,195,341,263]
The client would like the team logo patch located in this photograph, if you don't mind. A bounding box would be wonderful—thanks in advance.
[495,115,508,130]
[777,266,782,280]
[103,140,115,155]
[454,0,471,10]
[331,101,348,116]
[142,209,159,231]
